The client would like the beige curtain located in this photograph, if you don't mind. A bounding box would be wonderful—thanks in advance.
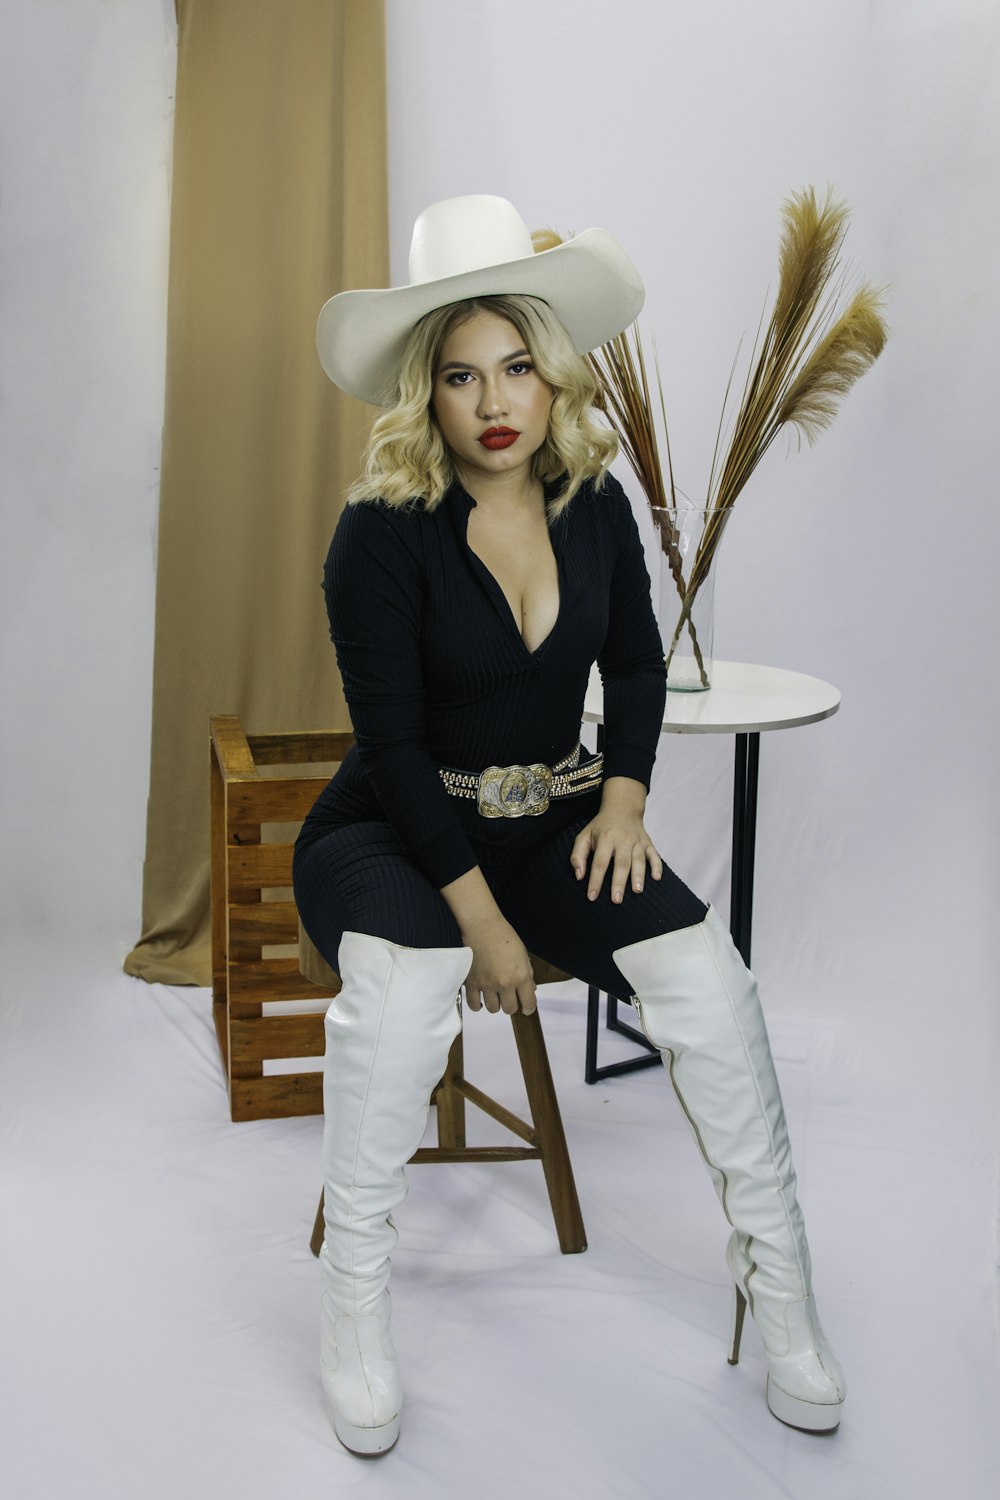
[124,0,388,985]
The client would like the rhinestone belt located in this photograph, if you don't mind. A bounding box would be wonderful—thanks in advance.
[439,741,604,819]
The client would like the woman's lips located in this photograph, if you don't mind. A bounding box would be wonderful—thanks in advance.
[479,427,520,450]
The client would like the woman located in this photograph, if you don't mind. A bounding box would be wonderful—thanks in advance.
[293,194,845,1456]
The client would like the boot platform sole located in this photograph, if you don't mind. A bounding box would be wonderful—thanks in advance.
[331,1411,400,1456]
[766,1375,842,1433]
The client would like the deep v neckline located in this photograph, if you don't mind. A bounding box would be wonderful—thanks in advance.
[460,491,564,657]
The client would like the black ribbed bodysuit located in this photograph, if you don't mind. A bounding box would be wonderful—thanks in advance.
[293,474,706,997]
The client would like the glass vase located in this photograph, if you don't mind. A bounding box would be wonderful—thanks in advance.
[649,503,733,691]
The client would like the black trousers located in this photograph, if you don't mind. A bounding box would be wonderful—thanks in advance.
[293,785,707,1000]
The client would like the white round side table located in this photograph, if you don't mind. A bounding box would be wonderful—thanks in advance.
[581,661,841,1082]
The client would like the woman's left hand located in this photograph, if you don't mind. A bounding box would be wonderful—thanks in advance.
[570,776,663,904]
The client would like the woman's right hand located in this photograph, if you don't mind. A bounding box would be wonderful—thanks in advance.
[463,913,537,1016]
[440,865,536,1015]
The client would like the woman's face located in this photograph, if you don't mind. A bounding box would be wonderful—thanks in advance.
[431,309,554,490]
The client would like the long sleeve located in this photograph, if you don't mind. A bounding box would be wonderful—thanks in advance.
[323,501,478,889]
[596,479,666,789]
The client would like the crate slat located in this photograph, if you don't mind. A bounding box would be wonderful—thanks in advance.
[229,901,300,946]
[246,731,354,765]
[229,958,317,1002]
[228,843,295,888]
[227,779,329,825]
[229,1014,325,1062]
[229,1072,324,1121]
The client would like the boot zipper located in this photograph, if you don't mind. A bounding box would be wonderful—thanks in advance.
[632,991,737,1234]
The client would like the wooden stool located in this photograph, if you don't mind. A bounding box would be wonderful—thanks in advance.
[209,714,585,1252]
[300,924,587,1255]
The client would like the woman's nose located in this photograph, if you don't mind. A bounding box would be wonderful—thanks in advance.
[477,380,508,418]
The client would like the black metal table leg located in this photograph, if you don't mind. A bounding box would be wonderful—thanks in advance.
[583,724,662,1082]
[584,728,763,1081]
[730,732,760,967]
[584,981,600,1081]
[584,985,661,1083]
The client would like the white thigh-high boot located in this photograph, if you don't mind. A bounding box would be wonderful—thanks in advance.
[319,930,472,1456]
[613,905,846,1433]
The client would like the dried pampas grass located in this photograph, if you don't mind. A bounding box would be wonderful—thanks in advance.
[589,186,888,683]
[713,187,888,508]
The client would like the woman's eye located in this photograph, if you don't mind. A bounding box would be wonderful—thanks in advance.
[508,362,533,376]
[445,371,474,386]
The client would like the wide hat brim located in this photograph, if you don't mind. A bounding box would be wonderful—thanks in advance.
[316,227,645,406]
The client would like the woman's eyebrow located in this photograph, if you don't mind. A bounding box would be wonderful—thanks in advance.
[438,348,531,372]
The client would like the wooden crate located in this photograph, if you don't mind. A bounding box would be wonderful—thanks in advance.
[209,716,354,1122]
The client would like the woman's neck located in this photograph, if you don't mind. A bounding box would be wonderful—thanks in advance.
[452,464,544,514]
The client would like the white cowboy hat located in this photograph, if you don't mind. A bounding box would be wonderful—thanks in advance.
[316,194,645,406]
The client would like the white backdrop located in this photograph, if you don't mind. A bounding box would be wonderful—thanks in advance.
[2,3,999,1495]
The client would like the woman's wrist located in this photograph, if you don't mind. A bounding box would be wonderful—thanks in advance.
[599,774,648,815]
[440,864,507,940]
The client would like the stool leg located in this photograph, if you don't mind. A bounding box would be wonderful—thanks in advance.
[314,1033,467,1255]
[311,1192,325,1258]
[432,1031,467,1150]
[511,1008,587,1254]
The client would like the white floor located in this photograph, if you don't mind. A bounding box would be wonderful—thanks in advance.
[2,936,998,1500]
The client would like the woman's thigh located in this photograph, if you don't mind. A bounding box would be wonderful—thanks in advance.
[492,811,708,999]
[292,820,463,973]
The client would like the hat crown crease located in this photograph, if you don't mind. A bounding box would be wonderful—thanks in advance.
[408,195,535,285]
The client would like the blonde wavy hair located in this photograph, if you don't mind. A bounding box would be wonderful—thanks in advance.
[346,293,617,519]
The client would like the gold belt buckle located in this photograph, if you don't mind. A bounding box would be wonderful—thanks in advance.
[477,762,554,819]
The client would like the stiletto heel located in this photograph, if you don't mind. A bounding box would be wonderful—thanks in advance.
[728,1284,747,1366]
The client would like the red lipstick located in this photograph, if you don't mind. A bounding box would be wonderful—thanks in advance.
[479,426,519,450]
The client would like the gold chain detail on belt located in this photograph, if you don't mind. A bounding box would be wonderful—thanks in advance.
[439,741,604,819]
